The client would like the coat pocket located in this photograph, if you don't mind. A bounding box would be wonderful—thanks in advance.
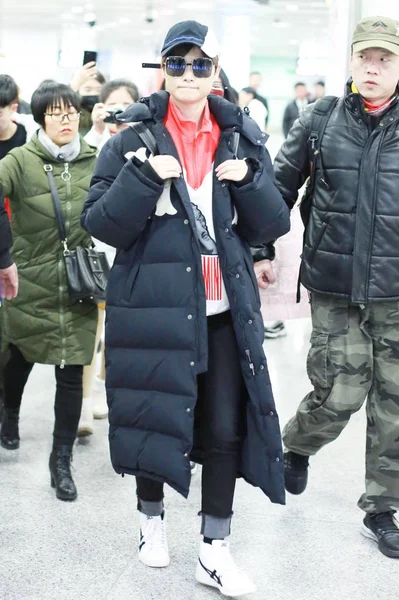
[307,221,328,265]
[306,331,332,392]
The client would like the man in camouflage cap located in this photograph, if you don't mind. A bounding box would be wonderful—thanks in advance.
[270,15,399,558]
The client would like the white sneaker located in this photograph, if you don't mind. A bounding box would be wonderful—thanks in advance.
[77,397,93,437]
[92,377,108,419]
[195,540,257,597]
[138,512,170,568]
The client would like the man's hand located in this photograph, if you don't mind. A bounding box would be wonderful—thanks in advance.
[91,103,109,135]
[0,264,18,300]
[148,155,182,180]
[254,259,276,290]
[215,160,248,182]
[70,62,97,92]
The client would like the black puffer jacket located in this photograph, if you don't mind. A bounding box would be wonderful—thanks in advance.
[274,82,399,304]
[81,92,290,503]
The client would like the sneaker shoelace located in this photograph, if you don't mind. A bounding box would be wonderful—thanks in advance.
[144,516,166,548]
[373,512,399,533]
[218,542,245,579]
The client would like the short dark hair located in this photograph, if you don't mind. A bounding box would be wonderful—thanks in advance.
[31,81,80,128]
[100,79,139,104]
[163,43,219,66]
[295,82,306,88]
[0,75,19,108]
[250,71,261,77]
[315,80,325,87]
[94,71,106,86]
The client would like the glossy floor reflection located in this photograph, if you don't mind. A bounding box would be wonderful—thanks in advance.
[1,318,398,600]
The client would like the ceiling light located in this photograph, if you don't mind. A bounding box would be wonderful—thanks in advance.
[286,3,299,11]
[71,6,84,14]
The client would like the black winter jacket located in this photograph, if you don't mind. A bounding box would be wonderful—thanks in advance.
[282,100,301,138]
[0,189,12,269]
[81,92,290,503]
[274,83,399,304]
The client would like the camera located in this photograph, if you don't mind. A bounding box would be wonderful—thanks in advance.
[104,109,123,124]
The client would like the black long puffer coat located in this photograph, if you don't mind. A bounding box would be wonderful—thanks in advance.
[81,92,290,504]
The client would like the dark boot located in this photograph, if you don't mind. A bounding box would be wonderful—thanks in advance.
[284,451,309,495]
[49,446,78,501]
[0,408,20,450]
[362,512,399,558]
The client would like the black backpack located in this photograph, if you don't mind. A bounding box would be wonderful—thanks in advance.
[299,95,339,228]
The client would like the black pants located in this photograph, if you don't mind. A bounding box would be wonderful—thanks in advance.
[136,310,246,519]
[3,344,83,447]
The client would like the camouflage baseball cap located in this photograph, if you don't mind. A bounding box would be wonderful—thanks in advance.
[352,16,399,55]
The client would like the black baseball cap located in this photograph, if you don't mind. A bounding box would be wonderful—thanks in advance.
[161,20,219,58]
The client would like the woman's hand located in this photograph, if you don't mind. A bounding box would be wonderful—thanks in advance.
[0,263,18,299]
[91,103,109,135]
[254,259,276,290]
[70,62,97,92]
[216,160,248,182]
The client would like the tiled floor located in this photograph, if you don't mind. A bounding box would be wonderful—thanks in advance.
[1,318,398,600]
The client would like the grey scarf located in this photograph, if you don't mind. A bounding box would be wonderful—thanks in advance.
[38,128,81,162]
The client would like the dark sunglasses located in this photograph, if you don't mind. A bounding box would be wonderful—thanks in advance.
[165,56,215,79]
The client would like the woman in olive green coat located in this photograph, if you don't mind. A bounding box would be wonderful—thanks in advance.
[0,82,98,502]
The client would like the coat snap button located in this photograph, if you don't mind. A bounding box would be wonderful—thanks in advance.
[222,183,226,187]
[186,267,192,272]
[187,314,193,320]
[270,411,274,416]
[260,365,265,370]
[276,457,280,462]
[248,320,253,325]
[184,453,188,458]
[236,274,240,279]
[184,219,189,225]
[225,228,229,233]
[190,361,195,367]
[186,408,191,413]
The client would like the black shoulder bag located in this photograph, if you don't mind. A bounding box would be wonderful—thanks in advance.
[44,164,110,305]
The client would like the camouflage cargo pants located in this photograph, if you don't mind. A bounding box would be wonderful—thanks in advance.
[283,293,399,513]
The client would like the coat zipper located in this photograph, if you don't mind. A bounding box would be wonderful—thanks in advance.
[59,163,72,369]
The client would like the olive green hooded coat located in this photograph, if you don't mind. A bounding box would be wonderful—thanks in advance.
[0,133,98,366]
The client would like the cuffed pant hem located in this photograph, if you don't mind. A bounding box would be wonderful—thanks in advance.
[138,499,164,517]
[200,513,232,539]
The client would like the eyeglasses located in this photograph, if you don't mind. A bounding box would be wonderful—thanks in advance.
[44,111,81,122]
[165,56,215,79]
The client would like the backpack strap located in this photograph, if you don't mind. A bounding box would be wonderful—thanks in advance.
[296,95,339,303]
[130,122,158,156]
[308,95,339,188]
[232,131,240,159]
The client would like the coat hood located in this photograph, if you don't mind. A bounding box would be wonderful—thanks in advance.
[117,91,268,145]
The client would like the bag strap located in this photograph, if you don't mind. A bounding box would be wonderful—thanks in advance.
[232,131,240,159]
[44,165,69,253]
[130,122,158,156]
[307,95,339,191]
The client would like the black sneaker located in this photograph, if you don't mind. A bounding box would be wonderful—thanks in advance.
[362,512,399,558]
[264,321,287,339]
[284,451,309,495]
